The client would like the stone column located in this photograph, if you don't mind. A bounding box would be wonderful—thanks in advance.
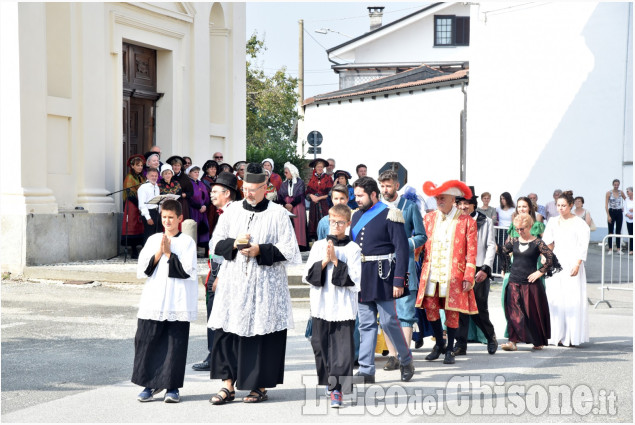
[229,4,247,162]
[191,3,211,162]
[4,3,58,215]
[76,3,116,213]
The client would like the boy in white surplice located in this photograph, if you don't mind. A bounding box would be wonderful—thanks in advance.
[131,199,198,404]
[303,203,361,408]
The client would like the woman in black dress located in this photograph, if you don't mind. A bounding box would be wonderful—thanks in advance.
[501,213,560,351]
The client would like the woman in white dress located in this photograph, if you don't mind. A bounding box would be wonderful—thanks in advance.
[543,191,590,347]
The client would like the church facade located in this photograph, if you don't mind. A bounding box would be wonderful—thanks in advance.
[0,2,246,273]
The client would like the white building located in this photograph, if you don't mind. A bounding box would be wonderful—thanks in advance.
[299,2,471,186]
[467,2,632,240]
[301,66,468,188]
[0,2,246,273]
[326,2,470,88]
[300,2,632,241]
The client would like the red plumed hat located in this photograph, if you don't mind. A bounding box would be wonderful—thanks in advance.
[423,180,472,198]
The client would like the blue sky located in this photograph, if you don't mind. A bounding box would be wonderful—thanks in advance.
[245,1,429,98]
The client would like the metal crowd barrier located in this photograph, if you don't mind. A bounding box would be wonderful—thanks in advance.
[594,234,633,309]
[491,225,509,279]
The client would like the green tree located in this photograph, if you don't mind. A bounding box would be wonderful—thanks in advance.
[246,33,305,175]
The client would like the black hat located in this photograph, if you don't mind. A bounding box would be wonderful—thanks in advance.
[213,172,239,196]
[218,162,234,173]
[233,161,247,171]
[309,158,329,168]
[244,162,267,184]
[456,185,478,205]
[144,151,160,161]
[334,169,352,180]
[203,160,219,173]
[166,155,184,166]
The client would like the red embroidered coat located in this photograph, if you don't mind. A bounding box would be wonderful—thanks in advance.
[415,210,479,314]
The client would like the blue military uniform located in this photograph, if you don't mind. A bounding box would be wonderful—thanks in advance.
[389,197,427,325]
[350,201,413,378]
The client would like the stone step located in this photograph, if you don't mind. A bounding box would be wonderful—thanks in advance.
[23,260,310,299]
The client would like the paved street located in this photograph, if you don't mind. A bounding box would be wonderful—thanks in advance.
[1,270,632,423]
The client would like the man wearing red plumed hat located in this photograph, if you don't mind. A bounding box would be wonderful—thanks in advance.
[415,180,479,365]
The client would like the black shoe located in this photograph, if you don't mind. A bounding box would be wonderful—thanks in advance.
[414,339,424,349]
[383,356,400,370]
[452,346,467,356]
[443,351,455,364]
[487,336,498,355]
[192,359,210,371]
[400,362,415,382]
[354,371,375,384]
[425,344,447,361]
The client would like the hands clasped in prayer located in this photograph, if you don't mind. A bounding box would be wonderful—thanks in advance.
[322,240,338,268]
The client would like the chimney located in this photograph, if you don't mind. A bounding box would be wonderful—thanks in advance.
[368,6,385,31]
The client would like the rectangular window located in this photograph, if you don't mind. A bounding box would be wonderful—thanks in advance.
[434,15,470,47]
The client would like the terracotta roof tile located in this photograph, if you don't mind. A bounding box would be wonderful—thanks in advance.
[304,69,468,106]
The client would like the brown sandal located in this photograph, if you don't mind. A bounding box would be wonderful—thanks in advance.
[532,345,544,350]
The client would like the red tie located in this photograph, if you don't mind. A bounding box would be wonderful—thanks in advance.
[217,208,223,215]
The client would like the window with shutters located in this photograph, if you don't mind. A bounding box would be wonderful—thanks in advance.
[434,15,470,47]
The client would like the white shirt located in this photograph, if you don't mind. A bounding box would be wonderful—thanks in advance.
[137,181,160,219]
[496,207,514,228]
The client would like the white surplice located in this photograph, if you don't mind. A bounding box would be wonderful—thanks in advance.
[208,201,302,337]
[543,215,591,346]
[136,232,199,322]
[302,238,361,322]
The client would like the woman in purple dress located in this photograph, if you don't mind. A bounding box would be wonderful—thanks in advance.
[278,162,307,250]
[185,165,211,255]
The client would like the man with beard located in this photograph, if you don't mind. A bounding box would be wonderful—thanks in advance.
[453,187,498,356]
[415,180,479,365]
[377,170,427,370]
[351,177,414,383]
[192,172,238,372]
[208,163,301,404]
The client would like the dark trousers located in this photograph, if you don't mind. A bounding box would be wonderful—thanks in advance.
[142,208,161,244]
[456,277,496,348]
[607,209,623,249]
[310,318,355,393]
[627,222,633,251]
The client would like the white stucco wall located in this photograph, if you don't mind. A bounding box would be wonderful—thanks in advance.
[0,2,246,271]
[299,85,465,188]
[467,2,633,240]
[333,3,470,64]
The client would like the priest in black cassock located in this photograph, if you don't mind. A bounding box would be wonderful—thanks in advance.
[207,162,301,405]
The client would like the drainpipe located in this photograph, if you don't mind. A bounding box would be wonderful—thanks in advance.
[460,81,467,181]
